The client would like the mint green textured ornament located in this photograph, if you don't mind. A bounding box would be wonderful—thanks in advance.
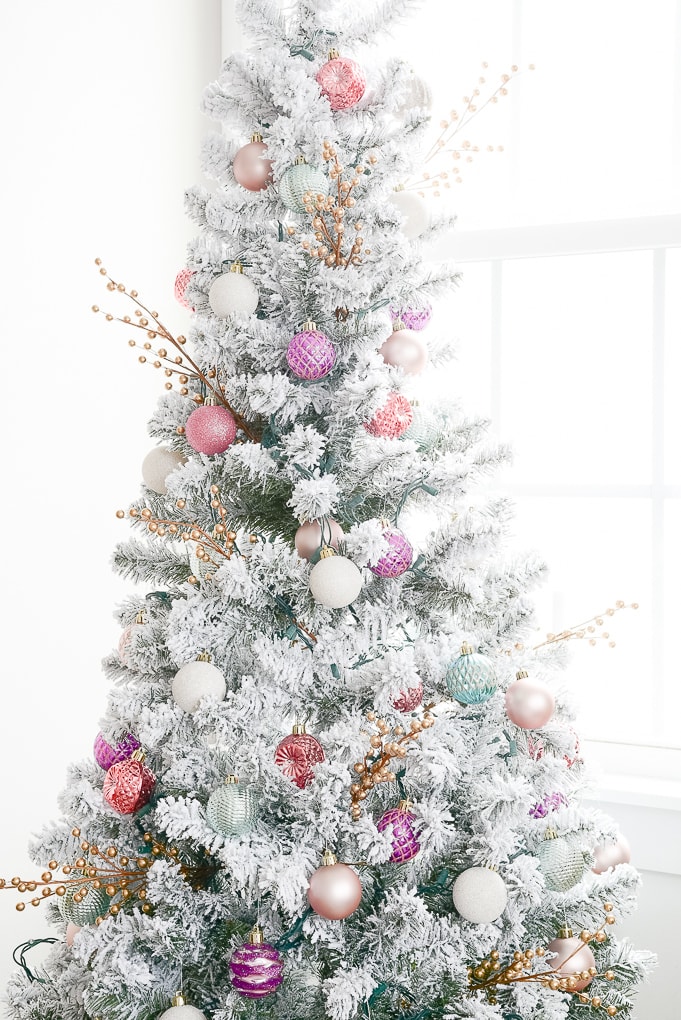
[445,643,497,705]
[402,402,440,451]
[279,157,329,213]
[538,830,591,891]
[207,775,259,837]
[57,883,111,925]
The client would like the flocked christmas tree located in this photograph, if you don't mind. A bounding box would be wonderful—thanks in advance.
[2,2,655,1019]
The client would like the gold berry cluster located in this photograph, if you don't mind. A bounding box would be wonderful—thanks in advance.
[350,708,435,819]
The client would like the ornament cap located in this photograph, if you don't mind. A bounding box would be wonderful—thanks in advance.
[321,849,338,866]
[301,320,317,331]
[292,722,307,735]
[460,641,474,655]
[318,545,336,560]
[135,608,146,625]
[398,798,413,812]
[393,183,406,192]
[224,774,239,785]
[544,826,558,840]
[171,993,187,1007]
[250,131,263,143]
[130,748,146,763]
[197,651,212,662]
[516,669,529,679]
[392,319,407,332]
[328,48,340,59]
[249,924,264,945]
[229,262,245,274]
[294,154,308,165]
[202,393,217,407]
[558,925,574,939]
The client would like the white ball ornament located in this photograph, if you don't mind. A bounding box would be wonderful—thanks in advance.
[159,993,208,1020]
[452,867,508,923]
[172,654,226,714]
[309,547,363,609]
[141,446,187,495]
[389,186,430,240]
[208,263,259,317]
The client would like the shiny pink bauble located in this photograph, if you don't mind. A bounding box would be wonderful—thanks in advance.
[545,936,596,992]
[392,679,423,712]
[315,55,366,111]
[505,677,555,729]
[103,757,155,815]
[233,139,273,192]
[592,834,631,873]
[379,327,428,375]
[294,519,344,560]
[65,922,81,946]
[307,861,362,919]
[185,404,237,455]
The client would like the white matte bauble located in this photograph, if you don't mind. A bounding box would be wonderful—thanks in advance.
[309,551,363,608]
[208,267,259,317]
[452,867,508,923]
[141,447,187,495]
[160,997,208,1020]
[389,188,429,240]
[172,657,226,714]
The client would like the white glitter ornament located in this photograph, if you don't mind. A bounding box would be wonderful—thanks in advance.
[452,867,508,923]
[159,993,208,1020]
[309,547,363,608]
[172,653,226,714]
[208,263,259,317]
[389,186,429,240]
[141,446,187,495]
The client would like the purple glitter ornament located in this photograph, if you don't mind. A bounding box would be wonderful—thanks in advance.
[93,731,141,771]
[390,305,432,331]
[377,800,421,863]
[229,928,283,999]
[529,791,568,819]
[369,528,413,578]
[286,323,336,381]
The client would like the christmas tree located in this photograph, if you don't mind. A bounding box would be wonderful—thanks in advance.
[2,2,654,1019]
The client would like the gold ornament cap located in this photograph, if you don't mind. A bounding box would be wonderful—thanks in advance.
[318,545,336,560]
[460,642,474,655]
[398,798,413,812]
[392,319,407,332]
[229,261,245,274]
[203,393,217,407]
[294,154,307,165]
[249,924,264,945]
[558,925,574,939]
[135,608,146,625]
[131,748,146,763]
[171,993,187,1007]
[292,722,307,735]
[516,669,528,680]
[544,826,558,840]
[197,651,212,662]
[321,849,338,866]
[301,320,317,331]
[328,48,340,59]
[393,183,406,192]
[250,131,263,143]
[224,774,239,785]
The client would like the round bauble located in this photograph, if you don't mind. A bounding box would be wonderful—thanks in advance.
[117,608,146,667]
[233,133,273,192]
[65,922,81,946]
[592,834,631,873]
[402,402,440,451]
[159,994,208,1020]
[172,656,226,714]
[207,776,260,838]
[392,678,423,713]
[376,800,421,863]
[294,518,344,561]
[208,264,259,317]
[379,322,428,375]
[446,643,498,705]
[141,446,187,495]
[529,791,567,820]
[505,671,555,729]
[185,403,237,455]
[307,852,362,919]
[286,323,336,380]
[364,392,413,439]
[389,188,429,240]
[396,70,433,115]
[564,726,582,767]
[315,50,366,111]
[538,831,590,891]
[309,549,363,608]
[390,305,432,331]
[279,158,329,214]
[103,751,155,815]
[274,724,325,789]
[545,931,596,992]
[174,268,195,310]
[93,731,140,771]
[58,884,111,926]
[369,527,413,578]
[229,927,283,998]
[452,867,508,923]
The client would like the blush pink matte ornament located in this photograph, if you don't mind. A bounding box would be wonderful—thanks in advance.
[232,132,273,192]
[379,321,428,375]
[545,928,596,992]
[65,923,81,946]
[392,678,423,712]
[315,49,366,111]
[307,850,363,919]
[274,723,325,789]
[294,518,344,561]
[592,833,631,873]
[174,268,195,310]
[364,392,413,439]
[185,399,237,455]
[505,670,555,729]
[286,322,336,380]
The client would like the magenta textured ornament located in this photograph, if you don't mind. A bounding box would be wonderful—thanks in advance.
[529,791,567,819]
[379,322,428,375]
[233,133,273,192]
[103,750,155,815]
[369,527,413,578]
[185,403,237,455]
[377,800,421,863]
[364,392,413,439]
[93,731,141,771]
[592,834,631,873]
[286,323,336,380]
[307,851,363,919]
[545,931,596,992]
[294,518,344,560]
[505,670,555,729]
[392,678,423,712]
[174,268,195,310]
[315,50,366,111]
[274,724,325,789]
[229,927,283,999]
[390,305,431,331]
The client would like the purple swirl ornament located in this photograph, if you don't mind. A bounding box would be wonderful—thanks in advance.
[93,731,141,771]
[369,528,413,578]
[390,305,432,331]
[529,791,567,819]
[229,927,283,999]
[286,322,336,381]
[377,800,421,863]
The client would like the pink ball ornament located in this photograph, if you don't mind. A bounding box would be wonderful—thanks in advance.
[307,851,363,919]
[592,834,631,873]
[364,392,413,439]
[65,922,81,946]
[286,322,336,380]
[369,527,413,578]
[117,608,146,667]
[379,321,428,375]
[103,750,155,816]
[174,268,195,310]
[294,518,344,561]
[505,670,555,729]
[392,678,423,712]
[390,305,432,331]
[185,402,237,455]
[315,49,366,111]
[233,133,273,192]
[274,724,325,789]
[545,931,596,992]
[377,800,421,863]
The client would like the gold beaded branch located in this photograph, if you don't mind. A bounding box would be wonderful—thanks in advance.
[503,601,639,657]
[350,708,435,820]
[468,903,621,1015]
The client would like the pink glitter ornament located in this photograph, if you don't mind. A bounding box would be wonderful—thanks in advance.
[390,305,432,331]
[232,133,273,192]
[229,927,283,999]
[274,724,325,789]
[377,800,421,863]
[364,392,413,439]
[369,527,413,578]
[315,49,366,111]
[185,402,237,455]
[103,750,155,815]
[391,678,423,712]
[286,323,336,380]
[529,791,567,819]
[174,268,195,310]
[93,731,141,771]
[545,931,596,992]
[379,322,428,375]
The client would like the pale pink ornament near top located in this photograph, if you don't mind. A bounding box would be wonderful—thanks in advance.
[233,133,273,192]
[315,49,366,111]
[379,321,428,375]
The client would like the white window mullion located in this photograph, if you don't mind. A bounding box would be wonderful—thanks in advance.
[652,248,667,718]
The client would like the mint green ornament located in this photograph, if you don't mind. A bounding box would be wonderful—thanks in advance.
[538,829,592,891]
[57,883,111,925]
[279,157,329,214]
[207,775,259,838]
[445,643,497,705]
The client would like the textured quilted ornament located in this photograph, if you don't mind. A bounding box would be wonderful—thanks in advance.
[445,643,498,705]
[390,304,432,331]
[376,800,421,863]
[274,723,325,789]
[286,322,336,380]
[364,392,413,439]
[207,776,260,838]
[538,830,591,891]
[57,883,111,925]
[229,926,283,999]
[103,749,155,815]
[315,49,366,111]
[174,268,195,310]
[279,157,329,213]
[93,730,141,771]
[369,527,413,578]
[402,402,440,451]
